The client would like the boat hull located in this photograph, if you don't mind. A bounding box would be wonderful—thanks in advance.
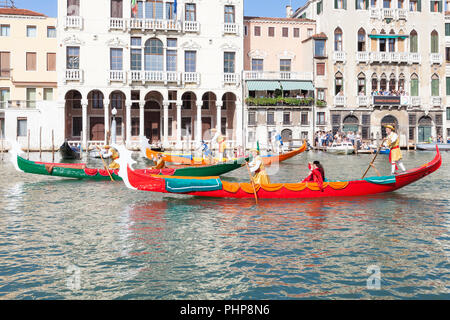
[416,143,450,151]
[59,142,80,160]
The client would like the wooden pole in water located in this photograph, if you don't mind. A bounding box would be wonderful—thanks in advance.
[1,132,3,161]
[27,129,30,160]
[52,130,55,162]
[39,127,42,161]
[245,162,258,205]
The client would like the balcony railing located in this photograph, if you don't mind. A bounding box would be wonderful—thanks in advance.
[183,72,200,84]
[65,16,83,29]
[108,70,126,83]
[411,96,421,107]
[243,71,313,81]
[430,53,443,65]
[129,71,181,84]
[183,21,200,33]
[129,18,182,32]
[369,52,421,64]
[223,73,240,85]
[109,18,126,30]
[357,95,370,106]
[334,95,346,106]
[356,52,370,63]
[431,97,442,107]
[333,51,346,63]
[223,23,238,35]
[370,8,408,20]
[64,69,83,83]
[6,100,36,109]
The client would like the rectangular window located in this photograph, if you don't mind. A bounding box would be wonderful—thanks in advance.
[267,111,275,125]
[26,26,36,38]
[185,51,196,72]
[131,117,140,136]
[252,59,263,71]
[284,112,291,125]
[0,52,10,77]
[221,117,227,135]
[316,63,325,76]
[446,107,450,120]
[334,0,347,9]
[268,27,275,37]
[0,88,9,109]
[430,1,442,12]
[446,24,450,36]
[145,0,164,19]
[431,78,439,96]
[131,49,141,71]
[44,88,53,101]
[244,25,248,36]
[167,49,177,72]
[224,5,235,23]
[307,28,313,38]
[26,52,37,71]
[383,0,391,8]
[409,0,421,11]
[26,88,36,108]
[356,0,369,9]
[301,112,309,125]
[47,26,56,38]
[67,0,80,16]
[317,112,325,125]
[248,111,256,125]
[166,2,175,19]
[224,52,235,73]
[317,0,323,14]
[294,28,300,38]
[411,78,419,96]
[110,48,123,70]
[282,27,289,37]
[17,118,27,137]
[47,53,56,71]
[254,26,261,36]
[314,40,326,57]
[66,46,80,69]
[72,117,82,137]
[1,25,10,37]
[131,37,141,47]
[447,77,450,96]
[185,3,196,21]
[280,59,291,72]
[111,0,123,18]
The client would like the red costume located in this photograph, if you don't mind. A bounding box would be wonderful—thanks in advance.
[302,164,325,191]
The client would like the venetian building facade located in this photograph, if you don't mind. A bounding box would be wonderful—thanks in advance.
[0,7,59,149]
[293,0,446,146]
[57,0,244,150]
[243,15,316,150]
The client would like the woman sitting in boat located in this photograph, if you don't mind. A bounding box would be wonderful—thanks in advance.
[152,153,166,170]
[302,161,325,191]
[248,149,270,185]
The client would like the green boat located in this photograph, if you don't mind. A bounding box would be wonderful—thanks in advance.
[13,154,248,181]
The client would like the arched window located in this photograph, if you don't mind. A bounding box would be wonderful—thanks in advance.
[388,29,396,52]
[410,30,418,53]
[431,74,439,96]
[431,30,439,53]
[358,72,366,95]
[398,74,405,92]
[380,73,387,91]
[358,28,366,52]
[335,72,343,95]
[389,73,396,93]
[334,28,343,51]
[144,38,163,71]
[371,73,378,92]
[410,73,419,96]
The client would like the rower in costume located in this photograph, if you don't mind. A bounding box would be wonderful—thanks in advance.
[106,146,120,169]
[302,160,325,191]
[152,153,166,170]
[248,149,270,185]
[383,125,406,175]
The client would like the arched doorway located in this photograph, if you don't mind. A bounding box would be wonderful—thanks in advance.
[343,115,359,133]
[88,90,105,141]
[65,90,82,140]
[181,92,196,140]
[381,115,398,138]
[418,116,433,143]
[109,91,126,141]
[202,92,216,140]
[281,129,293,143]
[222,92,236,139]
[144,91,163,143]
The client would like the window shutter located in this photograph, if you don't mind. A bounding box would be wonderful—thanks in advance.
[411,79,419,96]
[344,0,347,9]
[439,0,443,12]
[335,0,338,9]
[432,79,439,96]
[365,0,369,9]
[417,0,421,11]
[47,53,56,71]
[446,77,450,96]
[0,52,10,77]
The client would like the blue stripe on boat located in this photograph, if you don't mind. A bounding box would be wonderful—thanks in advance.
[165,177,223,193]
[364,176,396,185]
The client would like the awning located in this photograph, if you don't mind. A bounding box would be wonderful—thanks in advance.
[247,80,314,91]
[368,34,408,39]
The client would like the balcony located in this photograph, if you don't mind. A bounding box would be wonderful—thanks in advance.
[108,70,126,83]
[65,16,83,29]
[223,23,238,35]
[64,69,83,83]
[129,71,181,85]
[370,8,408,21]
[243,71,313,81]
[369,8,380,19]
[431,97,442,107]
[411,97,421,107]
[183,21,200,33]
[5,100,36,109]
[109,18,126,30]
[183,72,200,84]
[409,53,421,64]
[356,52,370,64]
[430,53,443,65]
[357,96,370,106]
[333,51,346,63]
[369,52,420,64]
[334,95,346,106]
[129,19,182,32]
[223,73,240,85]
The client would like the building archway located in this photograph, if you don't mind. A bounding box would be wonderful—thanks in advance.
[65,90,82,140]
[222,92,236,139]
[381,115,398,138]
[144,91,163,143]
[87,90,105,141]
[343,115,359,133]
[418,116,433,143]
[281,129,293,143]
[108,90,126,141]
[202,92,216,140]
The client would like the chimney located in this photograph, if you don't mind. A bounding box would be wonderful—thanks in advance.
[286,5,293,18]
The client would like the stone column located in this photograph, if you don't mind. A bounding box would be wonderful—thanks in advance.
[196,101,202,142]
[163,102,170,148]
[81,99,88,149]
[103,98,110,142]
[126,101,132,147]
[216,101,222,133]
[176,102,182,149]
[236,98,243,146]
[139,101,145,138]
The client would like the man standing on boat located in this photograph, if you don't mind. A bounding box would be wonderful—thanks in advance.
[383,125,406,175]
[248,149,270,185]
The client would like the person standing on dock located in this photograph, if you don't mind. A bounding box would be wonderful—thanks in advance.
[383,125,406,175]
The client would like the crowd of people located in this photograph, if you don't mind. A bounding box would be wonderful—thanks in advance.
[314,130,363,149]
[369,88,407,96]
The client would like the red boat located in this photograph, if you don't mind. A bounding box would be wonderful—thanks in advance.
[118,146,441,199]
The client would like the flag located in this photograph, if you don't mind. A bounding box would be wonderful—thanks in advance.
[174,0,177,14]
[131,0,138,16]
[256,141,260,153]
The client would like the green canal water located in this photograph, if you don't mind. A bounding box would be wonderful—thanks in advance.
[0,150,449,299]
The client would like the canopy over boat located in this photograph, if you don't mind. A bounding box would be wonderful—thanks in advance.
[145,140,307,166]
[118,146,441,199]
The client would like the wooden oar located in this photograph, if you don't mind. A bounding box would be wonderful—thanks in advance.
[361,139,386,179]
[245,161,258,205]
[97,146,114,182]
